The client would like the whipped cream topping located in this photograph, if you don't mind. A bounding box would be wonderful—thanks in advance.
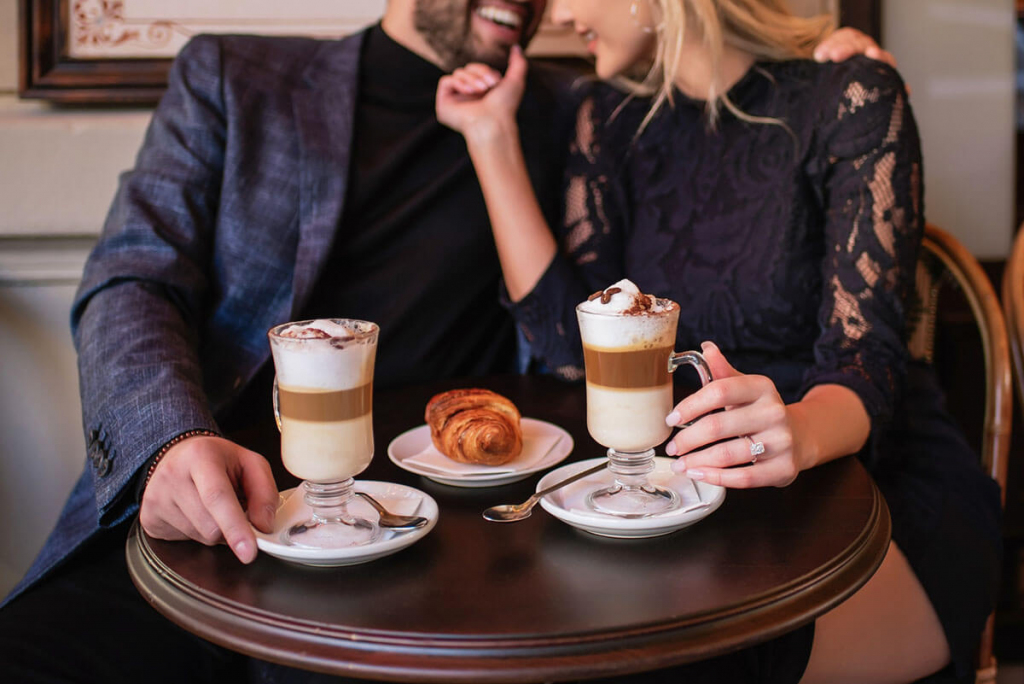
[277,319,368,340]
[270,319,377,390]
[576,280,677,349]
[578,279,673,315]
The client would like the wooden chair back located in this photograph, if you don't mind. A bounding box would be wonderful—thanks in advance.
[914,223,1011,683]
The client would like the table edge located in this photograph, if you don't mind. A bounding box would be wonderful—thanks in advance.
[126,483,891,682]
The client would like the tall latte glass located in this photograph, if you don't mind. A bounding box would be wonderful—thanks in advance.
[268,319,379,548]
[577,282,712,517]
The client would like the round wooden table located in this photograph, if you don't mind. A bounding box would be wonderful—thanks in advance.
[127,375,890,683]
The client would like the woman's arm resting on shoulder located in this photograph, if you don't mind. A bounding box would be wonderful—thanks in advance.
[436,46,557,301]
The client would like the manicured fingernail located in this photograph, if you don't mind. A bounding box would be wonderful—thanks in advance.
[485,73,499,86]
[234,539,254,562]
[671,457,686,472]
[666,411,680,426]
[686,470,705,481]
[665,441,678,456]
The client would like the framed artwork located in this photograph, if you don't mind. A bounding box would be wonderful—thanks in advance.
[18,0,880,104]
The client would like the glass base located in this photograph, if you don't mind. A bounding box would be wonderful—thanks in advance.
[280,479,381,549]
[584,448,681,518]
[282,517,380,549]
[585,484,681,518]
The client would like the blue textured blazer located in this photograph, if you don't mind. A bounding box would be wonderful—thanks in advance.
[6,30,576,604]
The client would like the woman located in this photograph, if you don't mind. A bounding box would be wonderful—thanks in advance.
[436,1,1001,682]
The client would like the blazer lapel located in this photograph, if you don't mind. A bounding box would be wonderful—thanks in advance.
[291,31,365,316]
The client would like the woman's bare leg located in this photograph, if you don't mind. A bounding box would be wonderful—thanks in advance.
[800,542,950,684]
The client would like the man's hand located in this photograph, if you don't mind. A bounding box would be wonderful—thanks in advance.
[140,435,278,563]
[814,27,897,68]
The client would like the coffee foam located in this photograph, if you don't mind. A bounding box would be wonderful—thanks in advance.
[578,279,673,316]
[577,280,678,350]
[270,319,376,390]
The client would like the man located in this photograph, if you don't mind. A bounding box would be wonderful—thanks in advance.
[0,0,887,679]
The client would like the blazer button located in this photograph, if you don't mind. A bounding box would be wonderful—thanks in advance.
[96,457,112,478]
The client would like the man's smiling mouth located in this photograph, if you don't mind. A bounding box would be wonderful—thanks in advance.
[476,5,526,31]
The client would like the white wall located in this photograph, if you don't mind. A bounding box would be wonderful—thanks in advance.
[0,0,149,596]
[884,0,1016,259]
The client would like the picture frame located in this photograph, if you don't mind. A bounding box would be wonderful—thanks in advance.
[18,0,882,105]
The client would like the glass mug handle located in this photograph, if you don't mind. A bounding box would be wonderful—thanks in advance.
[668,351,714,428]
[270,376,282,430]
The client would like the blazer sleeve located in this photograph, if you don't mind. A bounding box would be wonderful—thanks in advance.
[71,35,227,526]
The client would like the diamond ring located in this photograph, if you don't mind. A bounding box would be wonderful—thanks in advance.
[746,436,765,463]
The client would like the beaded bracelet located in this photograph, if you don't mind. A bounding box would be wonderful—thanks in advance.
[142,429,219,491]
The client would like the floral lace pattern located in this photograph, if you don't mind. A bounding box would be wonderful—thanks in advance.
[513,57,923,427]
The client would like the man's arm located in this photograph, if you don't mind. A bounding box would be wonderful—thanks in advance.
[73,35,276,561]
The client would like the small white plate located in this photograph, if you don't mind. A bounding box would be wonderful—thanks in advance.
[388,418,573,488]
[253,481,438,567]
[538,457,726,538]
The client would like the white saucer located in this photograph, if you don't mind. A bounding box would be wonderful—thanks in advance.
[538,457,725,538]
[388,418,573,488]
[253,481,438,567]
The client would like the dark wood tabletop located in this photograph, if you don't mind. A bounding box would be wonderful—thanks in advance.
[126,374,891,683]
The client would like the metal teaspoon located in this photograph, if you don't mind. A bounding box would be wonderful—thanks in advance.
[482,460,609,522]
[354,491,429,530]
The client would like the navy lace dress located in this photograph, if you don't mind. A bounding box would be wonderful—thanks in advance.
[513,56,1001,682]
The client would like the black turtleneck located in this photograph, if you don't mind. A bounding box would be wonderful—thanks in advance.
[300,25,516,390]
[221,25,575,440]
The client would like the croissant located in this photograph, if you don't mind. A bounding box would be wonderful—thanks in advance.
[425,389,523,466]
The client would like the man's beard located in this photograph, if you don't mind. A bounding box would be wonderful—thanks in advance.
[413,0,508,71]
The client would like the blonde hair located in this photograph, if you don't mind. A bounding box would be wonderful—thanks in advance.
[622,0,834,131]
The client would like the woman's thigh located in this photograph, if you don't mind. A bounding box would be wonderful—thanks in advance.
[800,542,949,684]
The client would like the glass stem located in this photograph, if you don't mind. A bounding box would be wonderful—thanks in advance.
[607,448,658,492]
[303,479,357,525]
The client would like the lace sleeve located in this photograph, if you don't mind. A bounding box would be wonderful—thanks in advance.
[800,58,924,427]
[509,87,629,379]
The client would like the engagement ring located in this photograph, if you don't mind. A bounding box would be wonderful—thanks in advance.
[746,436,765,463]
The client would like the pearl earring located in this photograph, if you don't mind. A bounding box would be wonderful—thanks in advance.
[630,0,655,34]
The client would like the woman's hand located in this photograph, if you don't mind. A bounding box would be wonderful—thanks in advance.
[665,342,806,488]
[436,45,528,145]
[813,27,896,68]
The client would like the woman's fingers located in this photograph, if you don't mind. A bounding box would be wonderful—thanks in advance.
[814,27,871,63]
[666,374,774,428]
[666,398,781,456]
[682,452,799,489]
[670,432,766,471]
[442,71,489,95]
[865,45,898,68]
[460,62,501,86]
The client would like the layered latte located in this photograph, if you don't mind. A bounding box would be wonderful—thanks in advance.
[577,280,679,453]
[269,319,378,483]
